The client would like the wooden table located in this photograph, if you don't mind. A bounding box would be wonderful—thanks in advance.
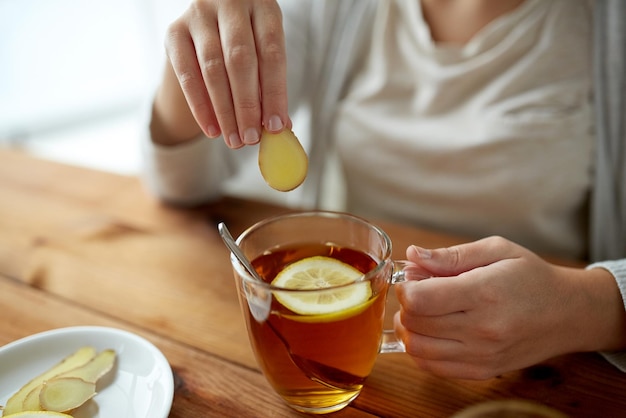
[0,148,624,417]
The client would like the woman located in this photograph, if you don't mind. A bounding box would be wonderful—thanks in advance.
[143,0,626,379]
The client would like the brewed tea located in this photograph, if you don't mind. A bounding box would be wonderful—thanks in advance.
[245,243,390,412]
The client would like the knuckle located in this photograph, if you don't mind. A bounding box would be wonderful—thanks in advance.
[405,343,422,357]
[164,20,189,53]
[401,302,423,319]
[476,282,500,305]
[258,34,285,63]
[445,246,463,271]
[261,84,286,103]
[236,98,260,112]
[485,235,509,249]
[402,332,447,362]
[213,105,236,122]
[165,19,184,40]
[406,341,435,360]
[190,0,212,16]
[476,321,504,342]
[177,70,199,90]
[226,44,257,70]
[397,283,423,315]
[201,56,227,80]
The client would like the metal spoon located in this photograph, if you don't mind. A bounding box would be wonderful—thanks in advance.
[218,222,264,283]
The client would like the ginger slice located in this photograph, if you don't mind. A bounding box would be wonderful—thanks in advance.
[258,128,308,191]
[2,346,96,416]
[38,378,96,413]
[18,349,116,413]
[54,349,115,383]
[2,412,74,418]
[21,386,43,412]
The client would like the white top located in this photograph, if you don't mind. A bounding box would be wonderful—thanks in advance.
[334,0,593,258]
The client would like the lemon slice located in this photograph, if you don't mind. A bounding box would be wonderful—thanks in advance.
[271,256,371,316]
[281,296,378,323]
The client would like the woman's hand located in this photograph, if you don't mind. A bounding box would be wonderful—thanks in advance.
[395,236,626,380]
[152,0,290,148]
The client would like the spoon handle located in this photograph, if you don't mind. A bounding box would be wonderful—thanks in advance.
[218,222,264,282]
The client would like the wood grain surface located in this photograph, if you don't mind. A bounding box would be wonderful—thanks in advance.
[0,149,624,418]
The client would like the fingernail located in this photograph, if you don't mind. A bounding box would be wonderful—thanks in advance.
[268,115,283,132]
[411,245,432,259]
[243,128,259,145]
[228,132,242,148]
[207,125,221,138]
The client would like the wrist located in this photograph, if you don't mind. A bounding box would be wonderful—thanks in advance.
[150,102,203,146]
[150,61,203,146]
[562,266,626,353]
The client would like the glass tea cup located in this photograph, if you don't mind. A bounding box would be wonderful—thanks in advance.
[229,211,416,414]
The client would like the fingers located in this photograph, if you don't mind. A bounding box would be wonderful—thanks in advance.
[252,3,290,132]
[395,238,564,380]
[396,238,566,380]
[397,237,523,317]
[166,17,221,140]
[166,0,289,149]
[394,314,462,359]
[397,260,432,281]
[214,3,261,147]
[398,306,468,340]
[396,276,475,316]
[406,236,524,277]
[393,313,497,380]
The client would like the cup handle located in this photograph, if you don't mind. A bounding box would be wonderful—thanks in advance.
[380,260,429,354]
[381,329,406,353]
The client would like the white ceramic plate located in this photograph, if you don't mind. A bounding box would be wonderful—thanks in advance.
[0,326,174,418]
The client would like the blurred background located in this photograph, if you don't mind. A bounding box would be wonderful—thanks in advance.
[0,0,187,174]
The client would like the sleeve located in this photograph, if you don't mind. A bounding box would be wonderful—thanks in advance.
[140,129,234,206]
[586,259,626,371]
[278,0,314,114]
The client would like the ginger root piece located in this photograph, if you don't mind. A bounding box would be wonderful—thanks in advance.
[2,347,96,416]
[2,412,74,418]
[2,347,116,416]
[258,128,308,191]
[19,349,116,413]
[38,378,96,413]
[54,349,115,383]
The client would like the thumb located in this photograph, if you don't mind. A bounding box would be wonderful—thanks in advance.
[406,236,522,277]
